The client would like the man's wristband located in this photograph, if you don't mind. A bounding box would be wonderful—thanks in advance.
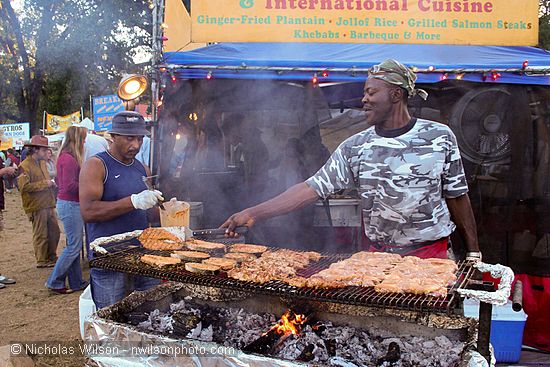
[466,251,482,261]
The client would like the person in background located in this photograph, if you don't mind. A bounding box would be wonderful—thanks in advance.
[79,111,163,308]
[21,146,28,161]
[135,135,150,167]
[223,59,480,261]
[45,126,88,294]
[7,148,20,166]
[2,150,16,192]
[0,165,17,232]
[76,118,109,161]
[17,136,60,268]
[0,164,17,289]
[45,148,56,179]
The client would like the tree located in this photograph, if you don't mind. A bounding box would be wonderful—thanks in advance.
[0,0,152,134]
[540,0,550,49]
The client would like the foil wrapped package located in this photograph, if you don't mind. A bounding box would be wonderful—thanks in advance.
[457,262,514,306]
[89,227,187,254]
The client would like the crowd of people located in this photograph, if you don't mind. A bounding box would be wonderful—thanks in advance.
[1,59,482,307]
[0,115,152,296]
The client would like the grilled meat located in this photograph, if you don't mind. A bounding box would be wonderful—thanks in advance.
[171,250,210,262]
[141,254,182,267]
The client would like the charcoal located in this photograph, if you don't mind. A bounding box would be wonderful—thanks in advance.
[377,341,400,366]
[171,312,201,337]
[124,312,149,325]
[130,300,466,367]
[325,338,337,356]
[296,343,315,362]
[312,321,329,335]
[243,329,282,354]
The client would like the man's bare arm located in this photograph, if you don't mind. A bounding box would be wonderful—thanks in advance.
[221,182,319,236]
[79,157,135,222]
[446,193,479,252]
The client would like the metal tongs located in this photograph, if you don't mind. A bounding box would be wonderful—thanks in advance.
[184,226,248,240]
[141,175,166,210]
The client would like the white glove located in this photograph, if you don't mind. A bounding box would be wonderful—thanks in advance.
[130,190,164,210]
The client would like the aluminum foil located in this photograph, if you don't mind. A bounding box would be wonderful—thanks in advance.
[90,230,143,254]
[457,262,514,306]
[84,314,312,367]
[89,227,187,254]
[459,346,496,367]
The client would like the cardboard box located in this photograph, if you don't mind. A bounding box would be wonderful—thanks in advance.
[463,299,527,363]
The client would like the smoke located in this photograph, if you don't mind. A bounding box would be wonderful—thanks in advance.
[12,0,152,114]
[157,78,335,248]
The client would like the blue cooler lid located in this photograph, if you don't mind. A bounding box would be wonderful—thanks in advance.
[463,299,527,321]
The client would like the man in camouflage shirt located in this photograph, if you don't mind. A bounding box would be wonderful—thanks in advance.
[222,59,480,260]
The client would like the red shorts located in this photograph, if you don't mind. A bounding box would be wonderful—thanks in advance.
[366,237,449,259]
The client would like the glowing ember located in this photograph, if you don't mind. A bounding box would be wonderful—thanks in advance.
[265,310,308,336]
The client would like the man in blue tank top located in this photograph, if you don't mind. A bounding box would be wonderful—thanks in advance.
[80,111,164,309]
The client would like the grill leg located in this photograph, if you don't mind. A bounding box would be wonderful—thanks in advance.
[478,301,492,363]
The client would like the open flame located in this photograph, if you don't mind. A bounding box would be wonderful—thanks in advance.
[265,310,308,336]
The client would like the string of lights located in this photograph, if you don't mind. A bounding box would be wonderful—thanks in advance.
[157,61,550,75]
[156,59,550,84]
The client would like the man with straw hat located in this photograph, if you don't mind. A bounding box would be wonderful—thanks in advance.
[223,59,481,261]
[18,135,60,268]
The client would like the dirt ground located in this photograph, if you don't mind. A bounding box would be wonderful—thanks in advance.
[0,191,87,366]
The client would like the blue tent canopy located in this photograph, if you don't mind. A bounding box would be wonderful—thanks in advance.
[164,43,550,85]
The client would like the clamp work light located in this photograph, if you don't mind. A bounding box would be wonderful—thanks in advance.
[117,74,148,101]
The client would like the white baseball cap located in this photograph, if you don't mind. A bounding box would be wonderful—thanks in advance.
[75,117,95,131]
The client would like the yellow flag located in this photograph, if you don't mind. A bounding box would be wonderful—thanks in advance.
[0,137,14,150]
[46,111,81,133]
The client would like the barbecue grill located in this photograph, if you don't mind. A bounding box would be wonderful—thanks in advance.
[87,234,503,365]
[84,282,481,367]
[89,240,476,315]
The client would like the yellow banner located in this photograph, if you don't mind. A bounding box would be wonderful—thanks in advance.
[0,138,14,150]
[164,0,206,52]
[191,0,538,45]
[46,111,81,133]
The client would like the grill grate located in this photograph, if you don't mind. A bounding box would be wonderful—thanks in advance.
[90,241,475,314]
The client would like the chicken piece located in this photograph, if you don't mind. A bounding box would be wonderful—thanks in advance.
[139,227,182,243]
[224,252,257,263]
[230,244,268,254]
[140,238,184,251]
[141,254,181,267]
[285,277,309,288]
[185,239,226,253]
[171,250,210,262]
[185,262,220,274]
[202,257,237,270]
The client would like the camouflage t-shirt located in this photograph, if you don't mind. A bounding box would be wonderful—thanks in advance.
[306,118,468,248]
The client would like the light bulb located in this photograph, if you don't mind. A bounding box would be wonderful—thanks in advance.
[123,80,141,95]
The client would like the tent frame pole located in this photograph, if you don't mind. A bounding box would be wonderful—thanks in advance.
[151,0,165,184]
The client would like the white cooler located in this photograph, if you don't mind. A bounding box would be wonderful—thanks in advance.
[78,285,96,339]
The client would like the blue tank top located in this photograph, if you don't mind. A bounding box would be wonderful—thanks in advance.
[87,151,149,243]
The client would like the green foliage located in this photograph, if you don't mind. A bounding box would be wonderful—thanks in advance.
[0,0,153,132]
[540,1,550,50]
[539,15,550,50]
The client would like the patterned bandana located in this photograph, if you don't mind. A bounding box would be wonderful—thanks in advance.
[368,59,428,100]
